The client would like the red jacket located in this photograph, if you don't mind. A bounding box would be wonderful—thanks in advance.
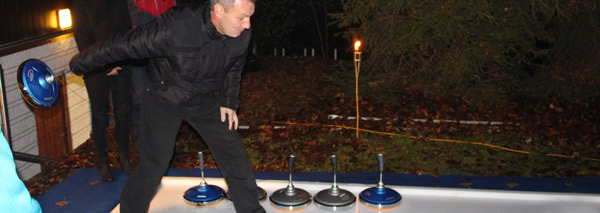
[128,0,176,28]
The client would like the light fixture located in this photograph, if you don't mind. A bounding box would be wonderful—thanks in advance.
[58,9,72,29]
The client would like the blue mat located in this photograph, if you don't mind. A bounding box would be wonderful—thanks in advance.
[36,169,129,213]
[37,168,600,212]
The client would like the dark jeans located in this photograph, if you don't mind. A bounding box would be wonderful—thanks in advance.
[84,69,132,163]
[129,66,147,143]
[119,91,265,213]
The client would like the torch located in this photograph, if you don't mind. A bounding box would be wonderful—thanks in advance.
[354,41,361,139]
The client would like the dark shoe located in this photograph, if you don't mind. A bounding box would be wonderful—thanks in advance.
[120,154,133,175]
[98,163,114,182]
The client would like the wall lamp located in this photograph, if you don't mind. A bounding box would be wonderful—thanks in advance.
[58,9,72,29]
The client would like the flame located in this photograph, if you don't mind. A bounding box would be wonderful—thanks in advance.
[354,41,361,51]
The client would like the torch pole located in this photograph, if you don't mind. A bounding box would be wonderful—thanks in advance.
[354,49,361,139]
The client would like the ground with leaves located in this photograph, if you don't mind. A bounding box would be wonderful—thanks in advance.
[24,57,599,198]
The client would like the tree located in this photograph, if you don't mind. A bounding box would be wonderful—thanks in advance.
[331,0,600,104]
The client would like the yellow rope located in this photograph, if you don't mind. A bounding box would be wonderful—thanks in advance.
[271,121,600,162]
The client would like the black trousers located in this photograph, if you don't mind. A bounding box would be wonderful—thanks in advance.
[119,91,265,213]
[84,69,132,163]
[129,65,147,143]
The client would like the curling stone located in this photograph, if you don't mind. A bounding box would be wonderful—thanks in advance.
[225,186,267,202]
[183,152,225,206]
[17,59,59,109]
[269,155,312,210]
[314,155,356,211]
[359,153,402,209]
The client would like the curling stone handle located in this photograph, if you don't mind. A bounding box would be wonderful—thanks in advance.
[331,155,337,175]
[377,153,384,173]
[45,74,55,84]
[331,155,339,189]
[377,153,385,187]
[198,152,204,171]
[289,155,295,173]
[198,152,206,186]
[287,155,296,188]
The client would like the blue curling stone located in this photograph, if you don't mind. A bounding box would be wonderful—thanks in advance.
[183,184,225,206]
[17,59,59,108]
[359,186,402,209]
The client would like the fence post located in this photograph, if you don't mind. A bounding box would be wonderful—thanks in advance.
[334,49,337,60]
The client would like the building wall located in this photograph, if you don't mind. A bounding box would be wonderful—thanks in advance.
[0,34,89,180]
[66,67,90,148]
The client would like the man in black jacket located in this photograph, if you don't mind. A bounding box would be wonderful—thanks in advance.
[69,0,264,212]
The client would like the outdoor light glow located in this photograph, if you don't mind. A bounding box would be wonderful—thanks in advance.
[58,9,72,29]
[354,41,361,52]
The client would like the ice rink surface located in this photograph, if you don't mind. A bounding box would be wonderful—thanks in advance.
[111,177,600,213]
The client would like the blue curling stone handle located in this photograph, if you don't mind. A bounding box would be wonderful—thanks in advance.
[17,59,59,108]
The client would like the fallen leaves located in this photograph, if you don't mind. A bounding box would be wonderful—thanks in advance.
[460,182,473,188]
[506,182,519,188]
[55,201,68,207]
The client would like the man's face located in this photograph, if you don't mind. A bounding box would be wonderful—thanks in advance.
[214,0,255,38]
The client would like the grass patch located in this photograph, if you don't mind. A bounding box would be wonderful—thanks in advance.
[238,128,600,178]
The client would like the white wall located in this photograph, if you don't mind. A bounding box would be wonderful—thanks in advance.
[66,70,91,148]
[0,35,90,180]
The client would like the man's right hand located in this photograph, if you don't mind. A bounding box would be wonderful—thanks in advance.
[220,107,239,130]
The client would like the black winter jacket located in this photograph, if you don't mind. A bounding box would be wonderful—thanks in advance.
[69,1,250,110]
[71,0,132,78]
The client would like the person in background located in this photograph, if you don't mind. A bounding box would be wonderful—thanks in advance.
[69,0,265,212]
[71,0,134,182]
[127,0,177,144]
[0,131,42,212]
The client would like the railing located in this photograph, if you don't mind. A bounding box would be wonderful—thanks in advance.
[258,47,351,61]
[0,30,73,57]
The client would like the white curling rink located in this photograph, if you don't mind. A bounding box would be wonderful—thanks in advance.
[111,176,600,213]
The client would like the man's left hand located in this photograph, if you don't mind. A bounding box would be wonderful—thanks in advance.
[107,66,122,76]
[220,107,238,130]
